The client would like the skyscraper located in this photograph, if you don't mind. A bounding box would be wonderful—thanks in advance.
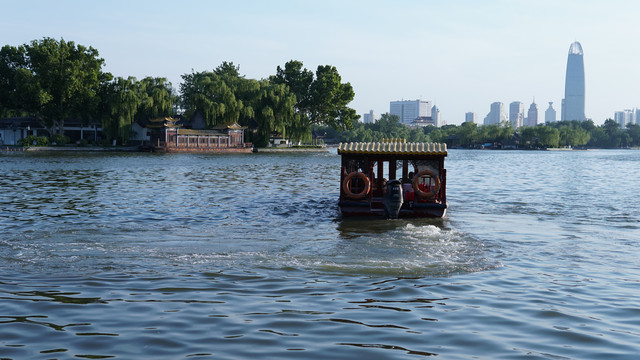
[431,105,441,127]
[527,100,539,127]
[483,102,506,125]
[545,102,556,123]
[562,41,586,121]
[465,112,476,123]
[509,101,524,128]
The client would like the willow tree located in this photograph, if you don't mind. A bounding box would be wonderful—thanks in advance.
[100,76,141,144]
[181,62,264,128]
[137,77,175,121]
[249,81,296,147]
[180,71,239,127]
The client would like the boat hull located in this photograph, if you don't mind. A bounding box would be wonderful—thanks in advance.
[339,198,447,219]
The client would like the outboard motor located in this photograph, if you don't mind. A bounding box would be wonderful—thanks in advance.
[383,179,404,219]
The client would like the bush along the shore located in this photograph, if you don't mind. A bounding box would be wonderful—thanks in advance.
[17,134,71,147]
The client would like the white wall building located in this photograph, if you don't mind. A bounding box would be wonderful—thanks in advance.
[363,110,376,124]
[614,109,634,127]
[390,100,432,126]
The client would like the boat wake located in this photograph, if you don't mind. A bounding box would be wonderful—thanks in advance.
[286,221,502,277]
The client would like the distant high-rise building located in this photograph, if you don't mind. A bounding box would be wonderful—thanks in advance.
[465,112,476,123]
[614,109,634,127]
[483,101,507,125]
[484,102,506,125]
[545,102,556,123]
[562,41,586,121]
[363,110,376,124]
[390,100,432,125]
[509,101,524,128]
[431,105,441,127]
[527,100,539,127]
[636,108,640,125]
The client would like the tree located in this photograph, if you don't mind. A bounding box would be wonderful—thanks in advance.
[180,63,257,128]
[137,77,176,122]
[627,124,640,147]
[456,121,478,147]
[271,60,312,109]
[602,119,622,148]
[271,60,358,138]
[250,81,296,147]
[23,38,109,133]
[100,76,141,144]
[0,45,31,116]
[537,126,560,148]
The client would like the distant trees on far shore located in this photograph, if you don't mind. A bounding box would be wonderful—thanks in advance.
[1,37,358,146]
[318,115,640,149]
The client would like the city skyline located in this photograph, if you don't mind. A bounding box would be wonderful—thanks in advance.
[2,1,639,126]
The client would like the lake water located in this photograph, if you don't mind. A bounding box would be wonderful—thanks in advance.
[0,149,639,359]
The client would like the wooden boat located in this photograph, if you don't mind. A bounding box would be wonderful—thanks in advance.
[337,139,448,219]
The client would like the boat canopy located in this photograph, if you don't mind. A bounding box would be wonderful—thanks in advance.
[337,141,447,156]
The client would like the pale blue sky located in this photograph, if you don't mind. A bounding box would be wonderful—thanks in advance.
[2,0,638,124]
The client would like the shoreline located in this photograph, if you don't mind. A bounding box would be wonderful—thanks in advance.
[254,147,330,153]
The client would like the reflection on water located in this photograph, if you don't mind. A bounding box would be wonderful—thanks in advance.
[1,150,639,359]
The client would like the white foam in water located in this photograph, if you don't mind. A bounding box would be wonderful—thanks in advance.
[302,222,502,277]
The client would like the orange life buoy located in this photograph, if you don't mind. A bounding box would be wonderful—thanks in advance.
[412,169,440,199]
[342,171,371,199]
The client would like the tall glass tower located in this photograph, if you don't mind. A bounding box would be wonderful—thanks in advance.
[562,41,586,121]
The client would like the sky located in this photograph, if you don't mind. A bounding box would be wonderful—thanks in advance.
[2,0,639,125]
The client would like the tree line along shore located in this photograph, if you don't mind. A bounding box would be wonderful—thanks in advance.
[3,37,637,151]
[315,114,640,149]
[1,37,357,148]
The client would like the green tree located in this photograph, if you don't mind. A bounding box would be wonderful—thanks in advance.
[137,77,176,122]
[180,62,256,128]
[520,127,537,148]
[536,126,560,148]
[456,121,478,147]
[250,81,296,147]
[271,60,313,111]
[0,45,31,116]
[627,124,640,147]
[271,60,358,138]
[101,76,141,144]
[180,70,234,128]
[23,37,109,133]
[602,119,622,148]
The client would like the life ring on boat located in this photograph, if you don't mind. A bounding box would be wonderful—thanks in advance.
[412,169,440,199]
[342,171,371,199]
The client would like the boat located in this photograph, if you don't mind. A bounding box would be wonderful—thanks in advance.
[337,139,448,219]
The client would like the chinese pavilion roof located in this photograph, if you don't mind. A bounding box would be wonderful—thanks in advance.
[337,141,447,156]
[146,117,183,129]
[212,122,247,130]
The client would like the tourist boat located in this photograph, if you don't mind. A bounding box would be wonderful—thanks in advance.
[337,139,448,219]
